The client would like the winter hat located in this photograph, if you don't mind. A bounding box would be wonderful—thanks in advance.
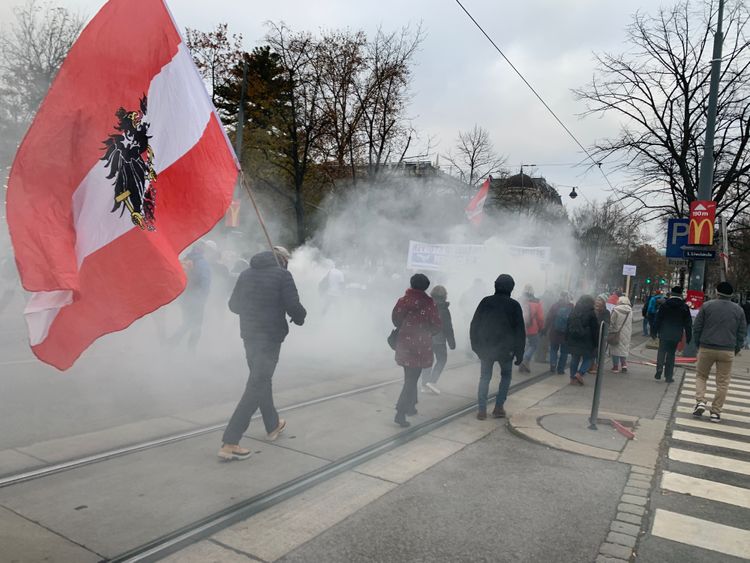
[431,285,447,301]
[716,281,734,297]
[272,246,291,261]
[410,273,430,291]
[494,274,515,294]
[671,286,683,296]
[523,284,534,296]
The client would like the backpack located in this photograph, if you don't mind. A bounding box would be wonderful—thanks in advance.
[554,305,572,333]
[567,314,587,341]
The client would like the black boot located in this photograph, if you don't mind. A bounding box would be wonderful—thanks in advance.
[654,371,662,380]
[394,413,410,428]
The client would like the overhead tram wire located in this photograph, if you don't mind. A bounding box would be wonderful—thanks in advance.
[453,0,617,195]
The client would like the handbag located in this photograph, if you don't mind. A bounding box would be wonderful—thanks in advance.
[606,312,630,346]
[387,327,400,350]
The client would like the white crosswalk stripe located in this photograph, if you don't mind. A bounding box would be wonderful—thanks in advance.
[649,375,750,559]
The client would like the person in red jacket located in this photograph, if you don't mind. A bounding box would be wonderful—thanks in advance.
[392,273,442,427]
[519,285,544,373]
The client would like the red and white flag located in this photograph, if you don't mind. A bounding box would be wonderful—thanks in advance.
[7,0,239,370]
[465,177,491,225]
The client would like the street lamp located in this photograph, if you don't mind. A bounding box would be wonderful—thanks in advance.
[569,187,578,199]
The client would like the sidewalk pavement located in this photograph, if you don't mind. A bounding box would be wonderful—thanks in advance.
[168,338,678,563]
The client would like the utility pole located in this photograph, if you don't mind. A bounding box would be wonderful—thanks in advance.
[684,0,724,356]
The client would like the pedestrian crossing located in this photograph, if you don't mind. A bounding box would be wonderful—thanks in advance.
[649,373,750,560]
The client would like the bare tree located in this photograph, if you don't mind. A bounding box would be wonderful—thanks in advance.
[184,23,244,116]
[0,0,84,167]
[444,124,505,186]
[575,0,750,226]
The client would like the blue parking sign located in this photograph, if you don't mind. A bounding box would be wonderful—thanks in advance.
[666,218,689,258]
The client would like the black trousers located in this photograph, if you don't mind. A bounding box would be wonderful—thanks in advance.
[396,367,421,415]
[222,338,282,444]
[656,339,680,380]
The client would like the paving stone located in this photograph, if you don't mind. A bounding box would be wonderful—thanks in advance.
[631,466,654,476]
[626,479,650,490]
[621,494,647,506]
[628,474,652,484]
[616,512,643,525]
[618,502,646,516]
[599,542,633,559]
[607,531,637,548]
[596,557,627,563]
[611,521,640,536]
[623,486,648,497]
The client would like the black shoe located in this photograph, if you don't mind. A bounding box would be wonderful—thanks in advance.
[406,408,418,416]
[394,414,410,428]
[654,372,662,380]
[693,402,706,417]
[557,370,566,375]
[665,377,674,383]
[492,406,506,418]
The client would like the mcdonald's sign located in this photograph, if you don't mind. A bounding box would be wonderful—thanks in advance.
[688,200,716,245]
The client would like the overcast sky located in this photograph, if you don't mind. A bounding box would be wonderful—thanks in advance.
[2,0,676,211]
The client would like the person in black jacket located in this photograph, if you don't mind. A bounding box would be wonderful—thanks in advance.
[421,285,456,394]
[653,286,692,383]
[470,274,525,420]
[566,295,599,385]
[219,247,307,461]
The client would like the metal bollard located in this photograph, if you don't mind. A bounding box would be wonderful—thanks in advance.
[589,321,609,430]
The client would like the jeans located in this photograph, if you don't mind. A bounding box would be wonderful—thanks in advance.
[523,333,540,363]
[222,338,282,444]
[569,353,593,378]
[396,367,421,415]
[170,297,207,349]
[642,317,649,336]
[549,341,568,372]
[695,348,735,414]
[477,357,513,412]
[422,341,448,384]
[656,339,679,381]
[612,355,627,368]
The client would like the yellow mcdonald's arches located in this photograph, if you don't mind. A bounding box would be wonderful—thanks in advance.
[689,217,714,245]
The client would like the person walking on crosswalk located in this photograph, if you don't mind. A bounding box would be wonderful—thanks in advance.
[692,281,747,423]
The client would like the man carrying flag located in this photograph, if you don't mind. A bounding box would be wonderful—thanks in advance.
[6,0,239,370]
[465,177,491,225]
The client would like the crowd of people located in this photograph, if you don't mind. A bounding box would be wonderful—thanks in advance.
[161,243,748,460]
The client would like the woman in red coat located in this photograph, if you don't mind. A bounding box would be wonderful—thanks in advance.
[392,273,442,427]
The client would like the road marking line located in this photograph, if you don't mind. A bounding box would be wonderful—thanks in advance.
[683,380,750,393]
[680,392,750,407]
[678,397,750,414]
[661,471,750,509]
[669,447,750,476]
[684,376,750,390]
[674,417,750,438]
[676,406,750,424]
[682,384,750,399]
[652,508,750,559]
[672,430,750,454]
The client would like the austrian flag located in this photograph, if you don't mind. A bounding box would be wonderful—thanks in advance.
[465,177,491,225]
[7,0,239,370]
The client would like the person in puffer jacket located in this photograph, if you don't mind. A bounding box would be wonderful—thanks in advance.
[391,273,442,428]
[218,247,307,461]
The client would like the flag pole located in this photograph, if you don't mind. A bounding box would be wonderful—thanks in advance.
[239,171,281,266]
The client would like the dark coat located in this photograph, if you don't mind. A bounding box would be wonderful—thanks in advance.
[654,297,692,343]
[469,276,525,362]
[392,288,442,368]
[566,307,599,357]
[185,249,211,303]
[228,251,307,342]
[545,301,573,345]
[434,300,456,349]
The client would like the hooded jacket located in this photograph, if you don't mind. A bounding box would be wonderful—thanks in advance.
[433,300,456,349]
[392,288,442,368]
[566,301,599,357]
[469,275,526,361]
[228,251,307,342]
[654,296,692,343]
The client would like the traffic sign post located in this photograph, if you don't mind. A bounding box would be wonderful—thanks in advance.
[622,264,636,298]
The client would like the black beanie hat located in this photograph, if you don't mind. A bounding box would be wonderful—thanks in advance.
[671,286,683,296]
[716,281,734,297]
[410,273,430,291]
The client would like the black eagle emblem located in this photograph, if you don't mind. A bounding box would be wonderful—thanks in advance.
[101,95,157,231]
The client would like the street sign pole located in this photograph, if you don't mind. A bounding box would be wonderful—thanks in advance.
[684,0,724,358]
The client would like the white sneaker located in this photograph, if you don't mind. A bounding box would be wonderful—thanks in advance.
[420,386,427,393]
[425,382,441,395]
